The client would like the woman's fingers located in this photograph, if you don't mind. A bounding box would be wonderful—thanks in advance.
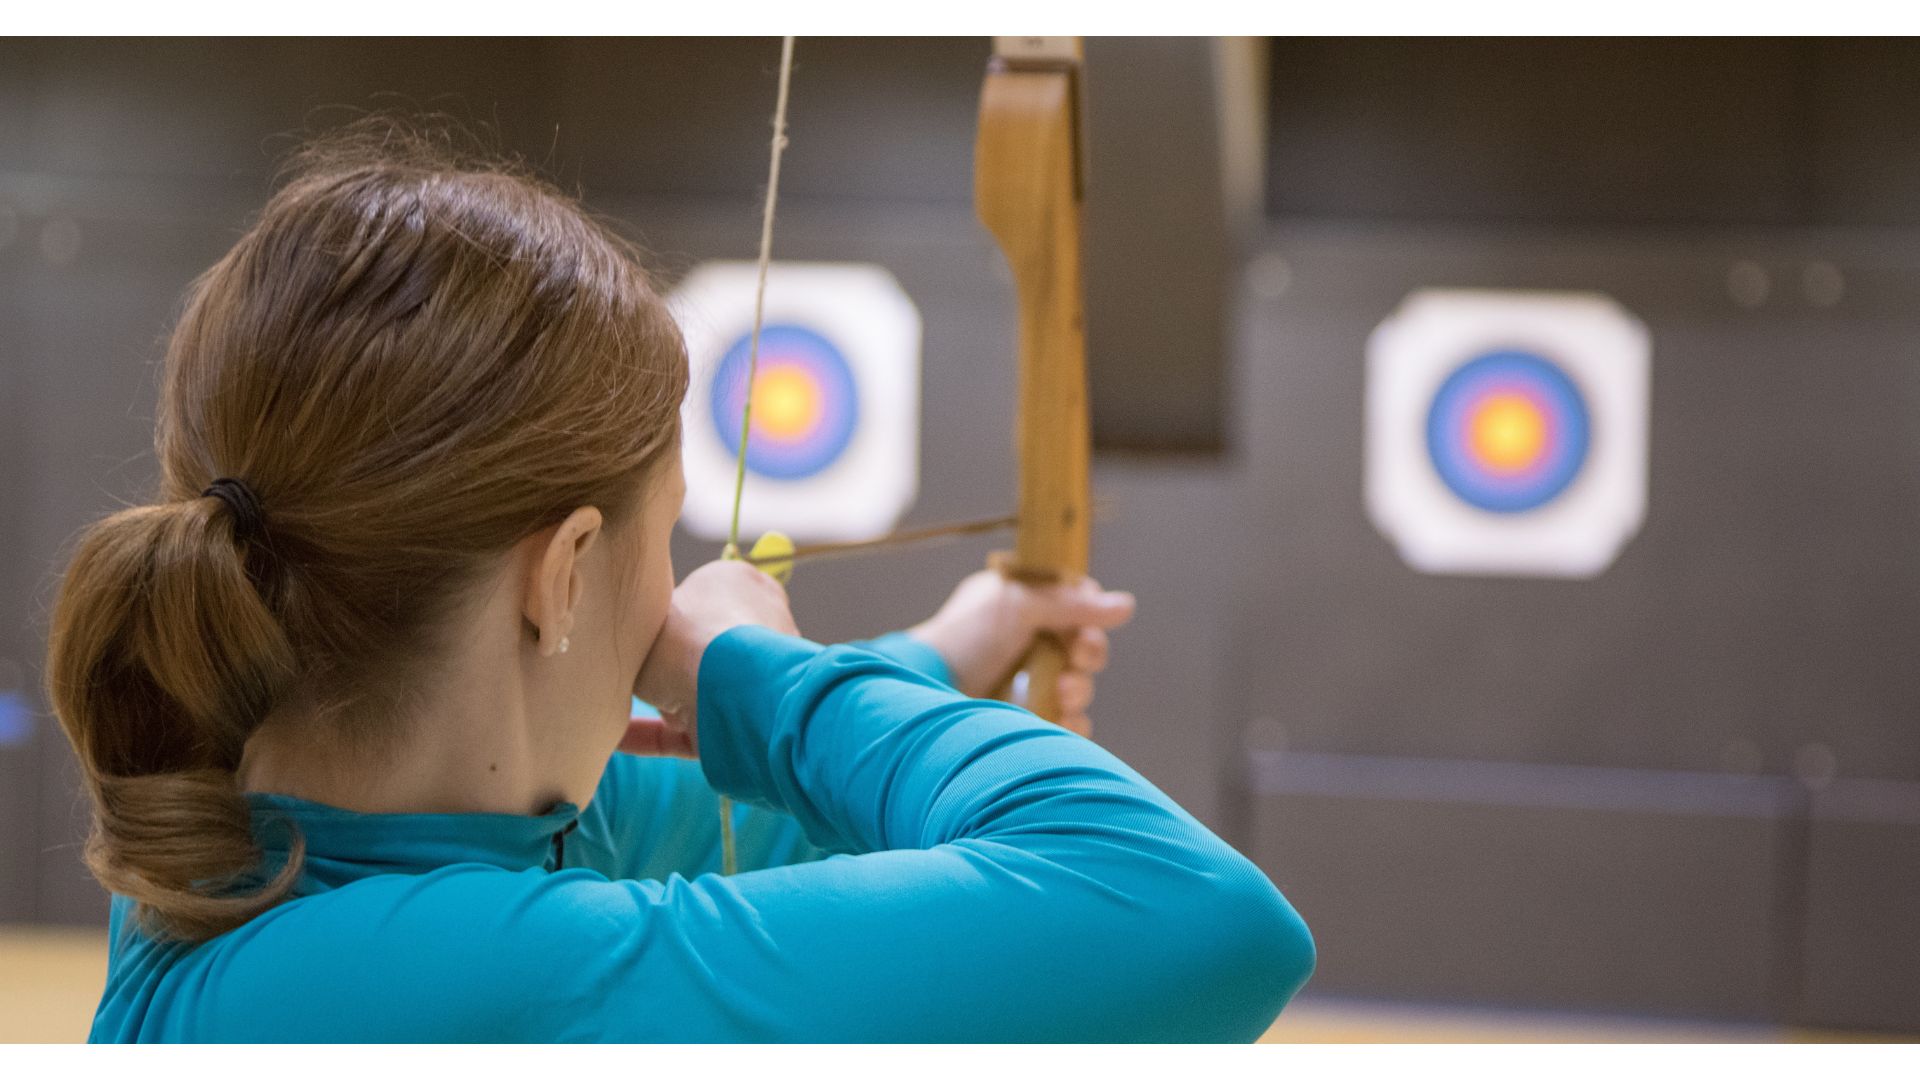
[1052,610,1114,737]
[905,569,1132,708]
[1026,577,1136,635]
[1036,585,1117,733]
[1068,627,1109,673]
[1056,670,1094,714]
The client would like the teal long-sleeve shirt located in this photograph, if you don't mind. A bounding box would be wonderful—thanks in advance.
[90,628,1314,1042]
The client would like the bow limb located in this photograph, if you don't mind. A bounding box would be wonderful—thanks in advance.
[974,37,1092,728]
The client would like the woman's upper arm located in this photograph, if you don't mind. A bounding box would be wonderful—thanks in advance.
[561,841,1309,1042]
[671,628,1312,1040]
[178,851,1301,1043]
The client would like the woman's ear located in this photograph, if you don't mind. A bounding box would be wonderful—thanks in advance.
[523,506,603,657]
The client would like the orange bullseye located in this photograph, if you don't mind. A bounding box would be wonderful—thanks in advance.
[1469,393,1547,474]
[750,364,823,440]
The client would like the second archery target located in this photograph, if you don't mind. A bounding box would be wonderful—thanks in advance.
[1366,289,1651,579]
[671,261,921,543]
[1424,349,1591,515]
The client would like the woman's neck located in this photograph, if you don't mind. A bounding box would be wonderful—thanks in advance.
[238,554,630,818]
[239,631,597,818]
[240,704,567,818]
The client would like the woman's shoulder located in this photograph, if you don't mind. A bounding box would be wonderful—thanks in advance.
[105,865,662,1041]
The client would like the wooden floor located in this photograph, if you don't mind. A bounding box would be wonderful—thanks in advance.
[1,927,106,1044]
[1262,997,1795,1044]
[0,925,1880,1044]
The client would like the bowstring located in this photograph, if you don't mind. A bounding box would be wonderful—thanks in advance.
[717,35,797,877]
[724,34,797,559]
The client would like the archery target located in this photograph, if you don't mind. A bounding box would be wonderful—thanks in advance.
[1366,290,1650,578]
[671,261,920,543]
[707,324,861,481]
[1425,350,1590,514]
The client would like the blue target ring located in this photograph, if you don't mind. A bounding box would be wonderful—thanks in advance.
[1426,350,1591,514]
[710,324,860,481]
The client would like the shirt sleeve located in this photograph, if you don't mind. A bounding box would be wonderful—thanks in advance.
[183,627,1313,1042]
[843,629,953,686]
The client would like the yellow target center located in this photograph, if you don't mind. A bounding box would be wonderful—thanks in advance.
[1470,393,1548,473]
[751,365,822,440]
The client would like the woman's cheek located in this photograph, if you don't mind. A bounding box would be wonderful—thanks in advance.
[629,546,677,663]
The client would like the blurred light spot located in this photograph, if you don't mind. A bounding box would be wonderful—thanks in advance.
[0,692,32,747]
[1248,253,1293,300]
[40,216,82,266]
[1726,261,1768,309]
[1792,742,1838,790]
[1803,261,1844,308]
[1718,738,1763,775]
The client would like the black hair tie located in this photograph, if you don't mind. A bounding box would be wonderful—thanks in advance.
[202,477,267,543]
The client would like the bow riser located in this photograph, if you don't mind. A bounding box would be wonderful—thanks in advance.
[975,40,1092,726]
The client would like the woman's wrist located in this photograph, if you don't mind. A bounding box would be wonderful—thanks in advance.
[904,621,988,696]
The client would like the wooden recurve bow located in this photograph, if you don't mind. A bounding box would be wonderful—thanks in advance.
[974,36,1093,732]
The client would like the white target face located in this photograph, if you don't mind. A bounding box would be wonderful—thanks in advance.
[670,261,921,544]
[1365,289,1651,579]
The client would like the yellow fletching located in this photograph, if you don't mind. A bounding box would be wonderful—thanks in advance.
[748,530,796,585]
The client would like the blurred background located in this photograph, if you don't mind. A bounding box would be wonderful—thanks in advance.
[2,37,1918,1042]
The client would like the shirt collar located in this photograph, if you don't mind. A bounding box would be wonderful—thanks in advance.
[246,792,583,893]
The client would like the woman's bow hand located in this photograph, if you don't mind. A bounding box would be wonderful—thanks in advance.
[907,569,1136,735]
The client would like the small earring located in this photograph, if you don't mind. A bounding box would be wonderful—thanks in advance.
[557,636,570,655]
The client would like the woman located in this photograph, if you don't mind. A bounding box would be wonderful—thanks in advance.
[45,122,1314,1042]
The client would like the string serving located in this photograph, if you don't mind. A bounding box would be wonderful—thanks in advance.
[717,35,797,877]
